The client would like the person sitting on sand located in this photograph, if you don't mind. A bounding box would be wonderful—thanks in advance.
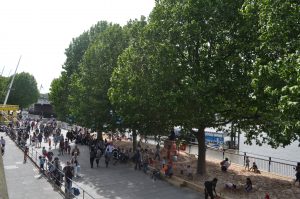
[187,165,193,179]
[225,182,237,190]
[165,161,173,178]
[220,158,231,172]
[250,162,261,174]
[245,177,252,192]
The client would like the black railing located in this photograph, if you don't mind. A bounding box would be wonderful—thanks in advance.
[6,128,96,199]
[202,146,297,178]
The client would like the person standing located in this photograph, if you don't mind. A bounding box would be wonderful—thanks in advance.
[71,153,79,177]
[143,150,150,173]
[37,132,43,148]
[39,156,45,173]
[63,161,74,196]
[59,139,64,156]
[0,136,5,155]
[154,143,160,160]
[245,156,250,171]
[48,137,52,150]
[134,149,141,170]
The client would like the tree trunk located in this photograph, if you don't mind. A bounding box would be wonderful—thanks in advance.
[196,127,206,175]
[132,130,137,151]
[97,131,103,140]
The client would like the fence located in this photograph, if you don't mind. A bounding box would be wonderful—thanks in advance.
[191,145,297,178]
[7,129,96,199]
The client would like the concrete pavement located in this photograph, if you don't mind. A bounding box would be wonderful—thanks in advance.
[31,130,203,199]
[1,132,64,199]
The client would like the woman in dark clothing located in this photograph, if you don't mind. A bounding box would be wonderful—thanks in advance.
[90,148,96,168]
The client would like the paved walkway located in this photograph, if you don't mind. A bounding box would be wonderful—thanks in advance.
[31,130,202,199]
[1,132,64,199]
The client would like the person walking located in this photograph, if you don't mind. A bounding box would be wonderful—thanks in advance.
[104,143,113,168]
[95,148,102,167]
[23,146,29,163]
[90,148,96,168]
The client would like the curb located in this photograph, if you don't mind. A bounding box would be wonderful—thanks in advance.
[148,165,230,199]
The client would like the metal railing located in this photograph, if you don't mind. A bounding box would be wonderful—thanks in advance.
[200,146,297,178]
[7,129,96,199]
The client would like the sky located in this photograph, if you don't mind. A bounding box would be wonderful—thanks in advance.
[0,0,155,93]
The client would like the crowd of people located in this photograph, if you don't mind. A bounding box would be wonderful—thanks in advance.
[1,117,300,199]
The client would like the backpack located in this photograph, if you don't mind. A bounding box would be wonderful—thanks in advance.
[71,187,80,196]
[65,166,73,178]
[96,150,102,158]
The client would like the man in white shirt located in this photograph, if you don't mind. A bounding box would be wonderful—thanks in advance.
[220,158,231,172]
[104,143,114,168]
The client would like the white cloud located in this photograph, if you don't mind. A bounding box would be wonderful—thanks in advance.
[0,0,155,93]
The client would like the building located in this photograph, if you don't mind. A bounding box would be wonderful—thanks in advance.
[29,94,54,118]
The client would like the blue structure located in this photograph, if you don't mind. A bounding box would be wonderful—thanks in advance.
[205,131,224,145]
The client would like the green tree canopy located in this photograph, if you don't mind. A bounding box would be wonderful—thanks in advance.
[0,76,8,102]
[240,0,300,147]
[49,21,110,121]
[68,23,130,132]
[111,0,253,174]
[7,72,39,108]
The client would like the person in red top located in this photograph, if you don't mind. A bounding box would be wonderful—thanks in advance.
[265,192,270,199]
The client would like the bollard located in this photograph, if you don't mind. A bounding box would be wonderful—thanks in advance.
[268,157,271,172]
[83,190,85,199]
[36,151,37,161]
[244,152,246,165]
[188,144,191,154]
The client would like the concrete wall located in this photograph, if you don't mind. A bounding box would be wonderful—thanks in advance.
[0,146,9,199]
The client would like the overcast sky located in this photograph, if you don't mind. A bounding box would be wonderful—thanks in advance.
[0,0,155,93]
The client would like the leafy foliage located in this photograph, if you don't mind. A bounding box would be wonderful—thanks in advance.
[7,72,39,108]
[240,0,300,147]
[49,0,300,175]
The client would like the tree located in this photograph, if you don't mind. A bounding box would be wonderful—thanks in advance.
[0,76,8,102]
[68,23,130,136]
[110,0,253,174]
[49,76,69,120]
[240,0,300,147]
[49,21,110,121]
[7,72,39,108]
[109,17,173,151]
